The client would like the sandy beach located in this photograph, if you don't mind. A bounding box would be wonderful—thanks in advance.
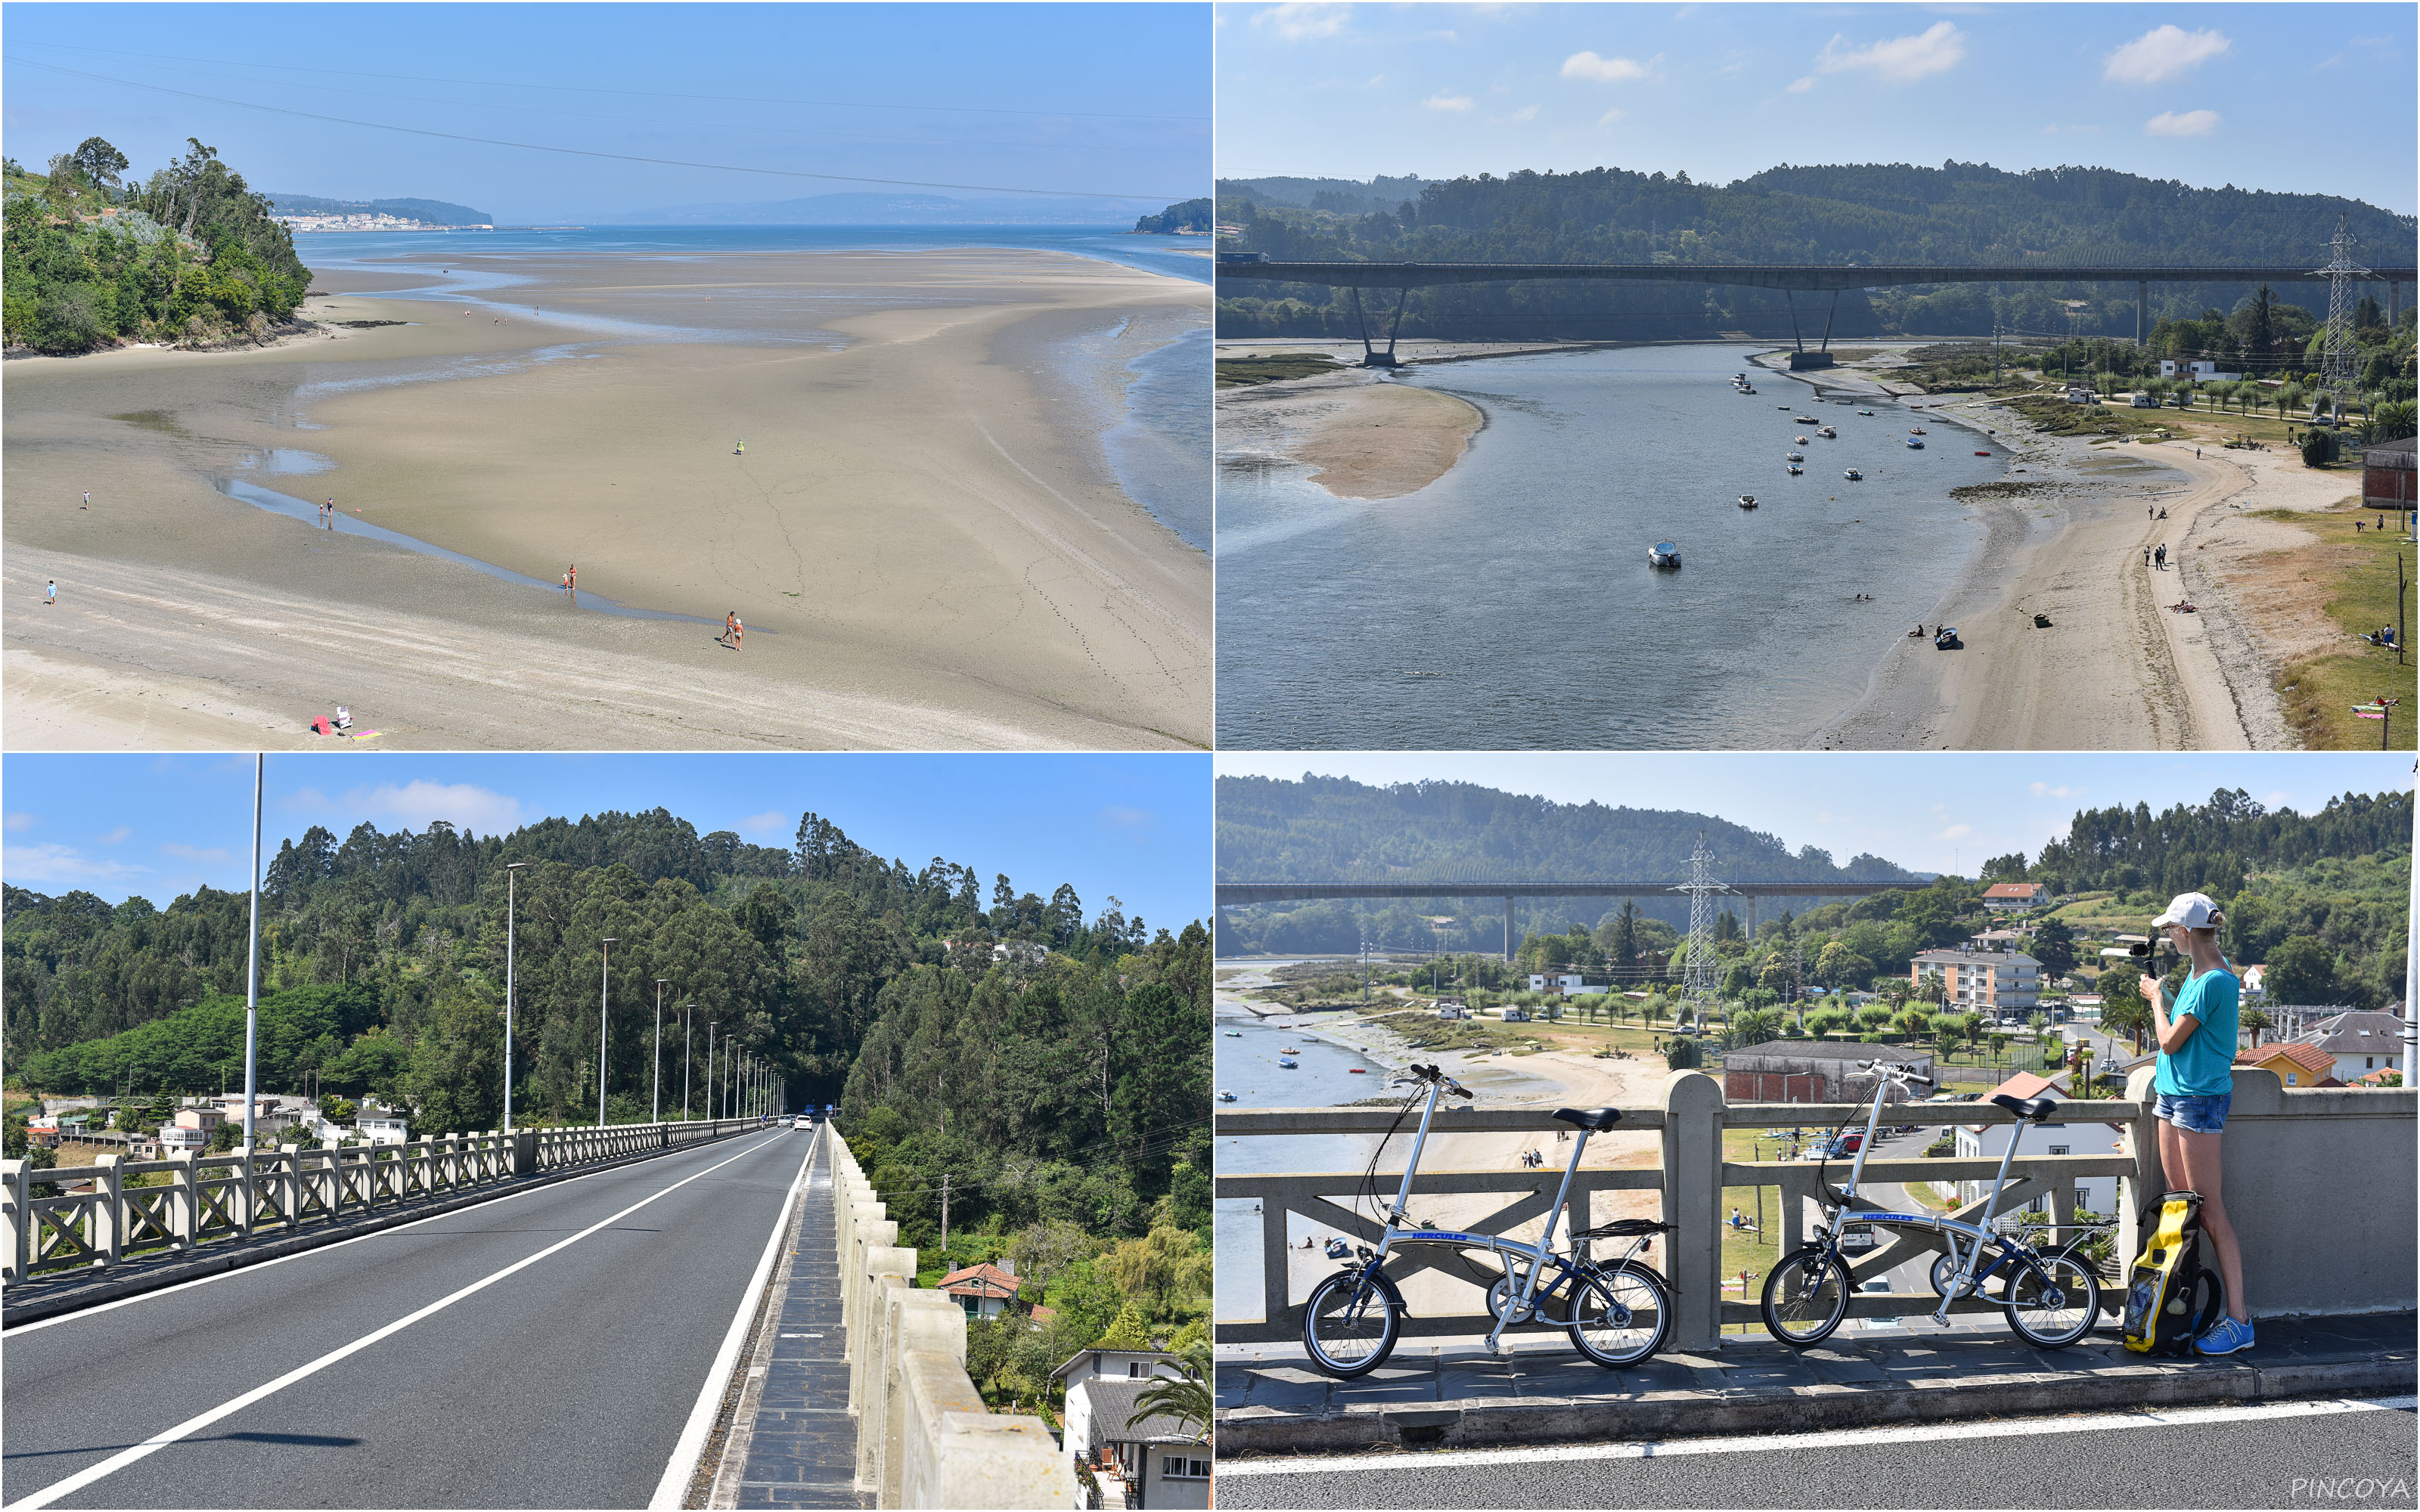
[1801,360,2354,750]
[1215,365,1481,500]
[5,248,1210,750]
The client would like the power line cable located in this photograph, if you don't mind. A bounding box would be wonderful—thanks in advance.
[7,40,1208,122]
[7,57,1192,202]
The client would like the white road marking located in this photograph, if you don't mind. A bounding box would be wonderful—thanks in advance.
[5,1130,767,1337]
[1216,1394,2420,1477]
[2,1131,792,1512]
[650,1124,819,1510]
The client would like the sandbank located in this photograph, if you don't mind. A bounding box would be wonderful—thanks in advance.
[1213,369,1481,500]
[5,248,1209,750]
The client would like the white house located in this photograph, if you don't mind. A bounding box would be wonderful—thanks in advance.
[936,1260,1020,1320]
[1525,972,1606,996]
[355,1105,410,1145]
[1950,1072,2121,1217]
[2160,359,2243,381]
[1053,1349,1204,1510]
[1978,883,2049,912]
[2288,1009,2407,1083]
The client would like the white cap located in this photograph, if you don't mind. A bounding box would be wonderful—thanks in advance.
[2152,891,2220,929]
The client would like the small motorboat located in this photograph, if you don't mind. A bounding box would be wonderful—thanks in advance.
[1788,464,1804,475]
[1975,450,1991,457]
[1649,542,1681,569]
[1857,408,1875,417]
[1277,1057,1298,1069]
[1907,438,1925,449]
[1738,494,1759,510]
[1733,373,1746,382]
[1739,385,1756,394]
[1218,1090,1236,1102]
[1280,1046,1299,1054]
[1795,435,1809,445]
[1793,415,1818,425]
[1817,426,1836,438]
[1910,427,1928,435]
[1224,1029,1242,1036]
[1348,1067,1367,1074]
[1934,626,1962,649]
[1843,468,1863,480]
[1786,451,1804,462]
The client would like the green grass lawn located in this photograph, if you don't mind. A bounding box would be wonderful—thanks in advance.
[2250,501,2418,750]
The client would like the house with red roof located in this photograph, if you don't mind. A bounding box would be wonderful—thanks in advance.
[2235,1040,2339,1089]
[936,1259,1022,1321]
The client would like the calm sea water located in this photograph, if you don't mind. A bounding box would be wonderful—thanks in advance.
[1215,343,2015,749]
[293,225,1208,546]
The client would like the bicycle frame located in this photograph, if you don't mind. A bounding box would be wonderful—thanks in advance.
[1826,1064,2052,1325]
[1353,1074,1607,1352]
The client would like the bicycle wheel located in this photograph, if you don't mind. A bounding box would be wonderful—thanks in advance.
[1302,1270,1401,1378]
[1761,1245,1851,1347]
[1566,1264,1671,1368]
[2003,1249,2102,1349]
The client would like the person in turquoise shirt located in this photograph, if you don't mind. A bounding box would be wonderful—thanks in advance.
[2148,891,2251,1355]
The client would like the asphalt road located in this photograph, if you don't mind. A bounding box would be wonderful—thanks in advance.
[1,1125,812,1510]
[1219,1396,2420,1508]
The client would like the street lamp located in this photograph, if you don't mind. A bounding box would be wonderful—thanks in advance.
[653,979,669,1125]
[504,863,529,1133]
[706,1020,718,1123]
[682,1003,694,1121]
[598,937,619,1127]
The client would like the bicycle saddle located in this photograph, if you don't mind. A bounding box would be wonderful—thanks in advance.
[1551,1107,1623,1131]
[1990,1092,2060,1123]
[1575,1218,1674,1238]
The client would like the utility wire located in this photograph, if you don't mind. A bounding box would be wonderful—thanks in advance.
[8,41,1208,122]
[7,58,1193,202]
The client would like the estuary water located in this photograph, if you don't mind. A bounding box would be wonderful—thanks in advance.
[1215,342,2012,749]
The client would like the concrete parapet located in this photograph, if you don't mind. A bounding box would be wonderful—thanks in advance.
[828,1121,1073,1510]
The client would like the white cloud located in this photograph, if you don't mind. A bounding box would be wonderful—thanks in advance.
[161,842,235,863]
[7,843,146,885]
[2103,25,2229,85]
[1494,104,1540,123]
[1255,2,1348,42]
[2028,782,2082,798]
[281,786,333,812]
[4,811,33,833]
[1562,50,1661,83]
[1938,823,1975,841]
[739,810,791,841]
[353,781,526,835]
[98,826,132,844]
[1423,91,1475,112]
[2145,110,2221,138]
[1784,76,1816,94]
[1597,107,1626,125]
[1814,21,1966,83]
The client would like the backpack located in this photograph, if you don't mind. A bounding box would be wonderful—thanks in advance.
[2122,1190,2212,1355]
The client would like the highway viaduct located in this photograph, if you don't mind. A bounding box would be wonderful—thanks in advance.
[1214,879,1915,961]
[1215,259,2418,365]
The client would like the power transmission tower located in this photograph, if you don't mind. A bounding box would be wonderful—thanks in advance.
[2316,212,2370,401]
[1671,832,1735,1026]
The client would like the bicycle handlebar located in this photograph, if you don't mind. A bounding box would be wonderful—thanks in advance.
[1858,1058,1934,1088]
[1388,1062,1474,1098]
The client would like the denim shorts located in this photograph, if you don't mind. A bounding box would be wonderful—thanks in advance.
[2155,1091,2232,1134]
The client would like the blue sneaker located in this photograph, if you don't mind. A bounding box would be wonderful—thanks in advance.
[2197,1315,2254,1356]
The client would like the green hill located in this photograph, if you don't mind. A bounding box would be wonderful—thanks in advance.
[263,193,492,226]
[1134,197,1211,234]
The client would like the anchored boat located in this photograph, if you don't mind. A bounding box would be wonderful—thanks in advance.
[1843,468,1864,480]
[1907,438,1925,449]
[1817,426,1836,438]
[1788,463,1804,475]
[1786,451,1804,462]
[1277,1057,1298,1069]
[1649,541,1682,569]
[1738,494,1759,510]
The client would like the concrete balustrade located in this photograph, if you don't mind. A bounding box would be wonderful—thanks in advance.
[3,1117,770,1287]
[828,1126,1074,1510]
[1216,1067,2418,1352]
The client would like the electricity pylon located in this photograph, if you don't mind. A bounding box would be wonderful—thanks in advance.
[1671,832,1735,1024]
[2316,212,2370,400]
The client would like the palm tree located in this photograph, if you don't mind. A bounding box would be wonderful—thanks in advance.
[1127,1340,1211,1439]
[2241,1005,2275,1048]
[2101,996,2155,1056]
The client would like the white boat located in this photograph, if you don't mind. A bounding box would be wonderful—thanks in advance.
[1218,1089,1236,1101]
[1788,464,1804,475]
[1844,468,1863,480]
[1649,542,1681,569]
[1817,426,1836,438]
[1795,435,1809,445]
[1738,494,1759,510]
[1906,438,1925,449]
[1277,1057,1298,1069]
[1786,451,1804,462]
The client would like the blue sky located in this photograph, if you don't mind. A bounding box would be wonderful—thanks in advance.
[2,3,1208,222]
[1212,752,2414,877]
[2,754,1211,931]
[1217,3,2418,214]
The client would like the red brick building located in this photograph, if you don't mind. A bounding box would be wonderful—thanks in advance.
[2364,435,2416,511]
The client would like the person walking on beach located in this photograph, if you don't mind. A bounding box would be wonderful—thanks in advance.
[718,611,737,647]
[566,563,578,596]
[2145,547,2153,569]
[730,614,743,652]
[45,580,57,606]
[2155,544,2167,571]
[82,491,90,510]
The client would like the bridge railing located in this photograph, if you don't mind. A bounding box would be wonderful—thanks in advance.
[2,1117,766,1287]
[1214,1066,2415,1352]
[829,1125,1072,1510]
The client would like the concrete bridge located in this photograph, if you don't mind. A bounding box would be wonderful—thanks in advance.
[1216,878,1913,959]
[1216,258,2417,364]
[1,1119,1071,1509]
